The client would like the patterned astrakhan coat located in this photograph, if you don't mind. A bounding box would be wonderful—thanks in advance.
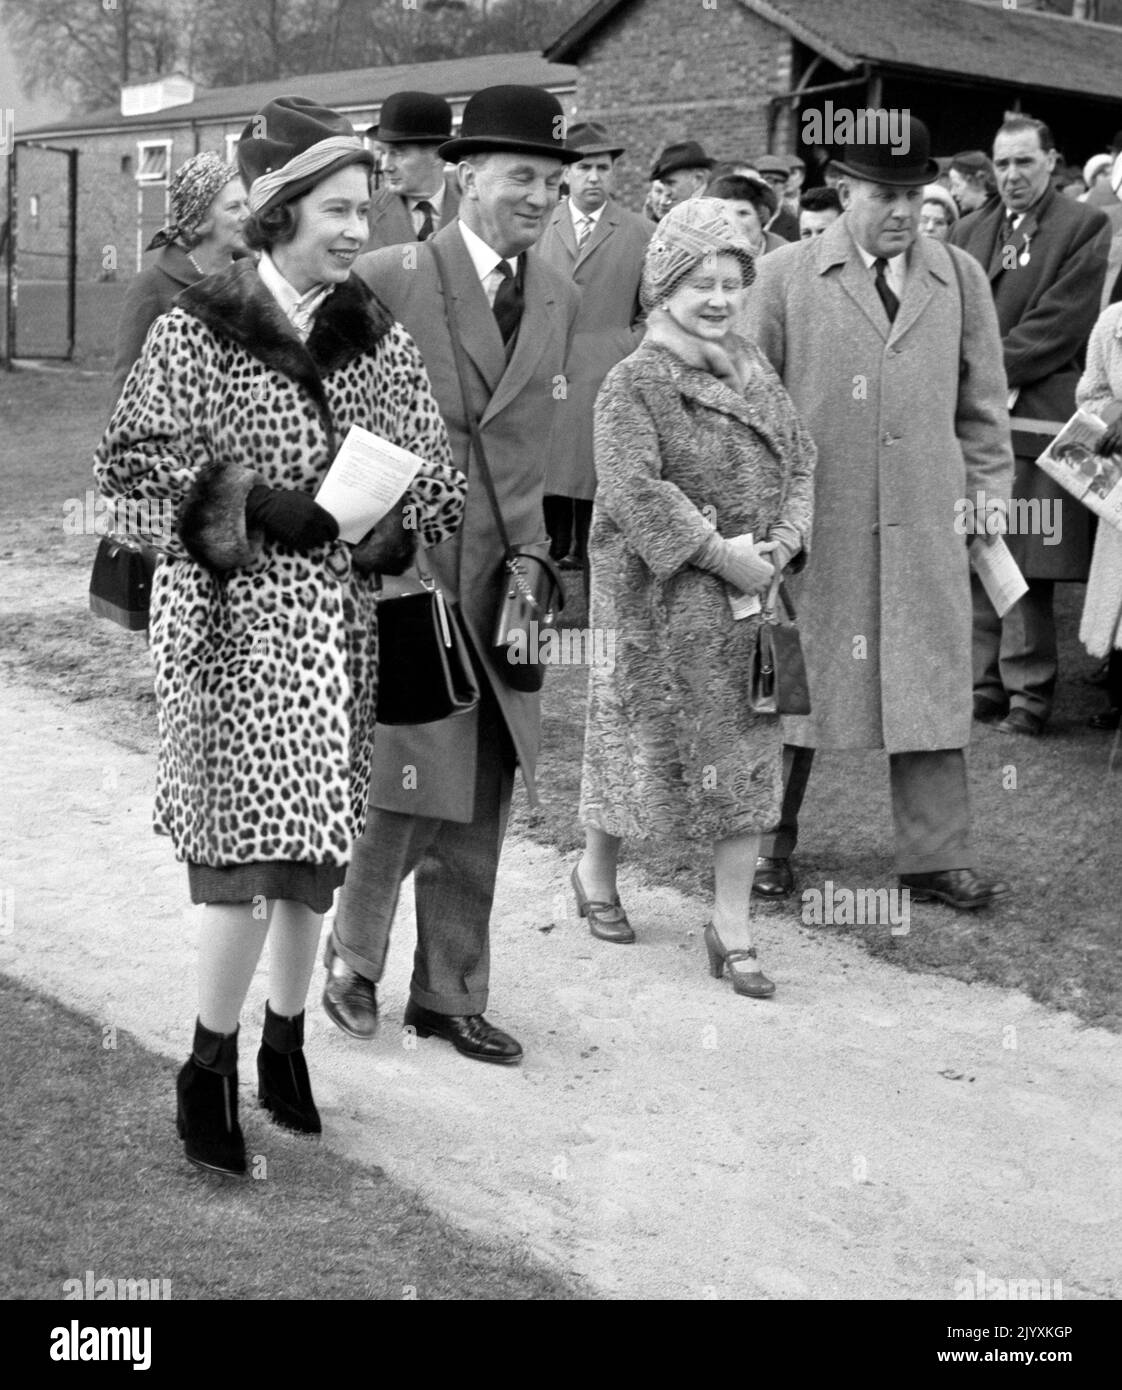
[580,339,816,842]
[1076,302,1122,657]
[94,261,465,869]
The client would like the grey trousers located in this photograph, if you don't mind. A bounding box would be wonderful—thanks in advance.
[972,572,1057,723]
[759,744,973,875]
[331,687,516,1016]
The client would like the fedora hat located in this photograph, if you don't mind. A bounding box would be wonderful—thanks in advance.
[238,96,372,216]
[368,91,452,144]
[830,113,939,188]
[565,121,625,159]
[439,86,580,164]
[650,140,715,181]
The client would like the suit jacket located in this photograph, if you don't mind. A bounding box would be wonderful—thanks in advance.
[536,197,652,498]
[354,222,579,819]
[949,186,1110,578]
[743,217,1013,753]
[363,170,461,252]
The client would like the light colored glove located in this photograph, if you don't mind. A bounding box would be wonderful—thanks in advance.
[713,533,776,595]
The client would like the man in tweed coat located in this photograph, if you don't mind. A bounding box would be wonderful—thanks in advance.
[743,116,1013,911]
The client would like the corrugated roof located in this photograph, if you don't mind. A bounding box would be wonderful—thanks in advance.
[18,50,577,139]
[546,0,1122,101]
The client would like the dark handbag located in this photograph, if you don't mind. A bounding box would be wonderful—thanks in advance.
[89,534,155,631]
[492,550,565,693]
[749,574,811,716]
[432,243,565,694]
[375,568,479,725]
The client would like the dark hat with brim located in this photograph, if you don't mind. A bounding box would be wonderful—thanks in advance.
[239,96,372,216]
[439,85,580,164]
[650,139,715,181]
[565,121,625,159]
[368,91,452,144]
[830,114,939,188]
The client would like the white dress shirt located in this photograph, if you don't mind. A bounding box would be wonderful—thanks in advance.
[569,199,605,247]
[854,240,906,302]
[457,219,518,307]
[408,182,445,237]
[257,251,333,341]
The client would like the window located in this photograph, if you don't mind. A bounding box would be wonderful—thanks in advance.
[136,140,172,184]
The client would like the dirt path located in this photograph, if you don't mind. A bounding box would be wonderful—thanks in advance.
[1,650,1119,1300]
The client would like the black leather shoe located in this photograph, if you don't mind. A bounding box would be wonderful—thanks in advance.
[403,1000,523,1065]
[899,868,1010,911]
[752,856,794,899]
[973,695,1008,723]
[996,708,1044,737]
[1089,706,1121,730]
[322,947,379,1040]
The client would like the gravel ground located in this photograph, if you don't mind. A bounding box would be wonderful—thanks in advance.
[1,659,1119,1300]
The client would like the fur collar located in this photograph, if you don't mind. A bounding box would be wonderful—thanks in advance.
[177,259,394,397]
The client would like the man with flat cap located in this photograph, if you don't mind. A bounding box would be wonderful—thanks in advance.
[537,121,653,573]
[743,114,1014,913]
[322,86,580,1064]
[755,154,800,242]
[650,139,714,209]
[364,90,460,250]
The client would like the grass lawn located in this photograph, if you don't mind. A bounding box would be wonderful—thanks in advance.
[2,366,1120,1034]
[0,976,581,1301]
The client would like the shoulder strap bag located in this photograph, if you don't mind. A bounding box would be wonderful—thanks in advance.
[431,241,564,694]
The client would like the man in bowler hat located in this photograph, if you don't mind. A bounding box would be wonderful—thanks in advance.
[322,86,580,1063]
[537,121,653,573]
[650,140,714,209]
[743,115,1014,912]
[364,90,460,250]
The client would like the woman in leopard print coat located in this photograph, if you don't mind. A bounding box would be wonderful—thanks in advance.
[94,96,465,1176]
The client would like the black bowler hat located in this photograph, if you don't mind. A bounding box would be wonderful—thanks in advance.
[650,140,715,181]
[238,96,372,215]
[830,113,939,187]
[368,91,452,144]
[565,121,625,159]
[439,86,581,164]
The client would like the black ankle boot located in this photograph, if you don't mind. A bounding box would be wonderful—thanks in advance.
[257,1004,321,1135]
[176,1020,246,1177]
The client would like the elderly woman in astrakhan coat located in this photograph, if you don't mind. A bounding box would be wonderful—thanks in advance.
[94,98,465,1177]
[573,199,815,998]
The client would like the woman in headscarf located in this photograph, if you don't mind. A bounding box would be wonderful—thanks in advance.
[707,172,789,254]
[95,97,466,1176]
[110,151,249,402]
[919,183,958,243]
[573,199,815,997]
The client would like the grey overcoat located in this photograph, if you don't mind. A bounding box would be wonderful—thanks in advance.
[743,217,1014,753]
[536,196,653,499]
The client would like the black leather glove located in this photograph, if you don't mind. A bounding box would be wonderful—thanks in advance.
[245,485,339,549]
[350,497,418,576]
[1096,418,1122,457]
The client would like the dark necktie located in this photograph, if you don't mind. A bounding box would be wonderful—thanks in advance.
[873,257,899,324]
[492,259,524,346]
[414,199,435,242]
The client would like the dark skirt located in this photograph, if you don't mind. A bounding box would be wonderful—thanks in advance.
[187,860,346,914]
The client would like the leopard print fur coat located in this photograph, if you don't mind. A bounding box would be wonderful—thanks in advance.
[94,260,465,869]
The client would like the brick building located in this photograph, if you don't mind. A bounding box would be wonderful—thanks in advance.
[546,0,1122,207]
[9,51,576,286]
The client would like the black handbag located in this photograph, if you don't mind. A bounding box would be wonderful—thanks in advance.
[89,534,155,631]
[749,574,811,716]
[375,569,479,725]
[432,244,565,694]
